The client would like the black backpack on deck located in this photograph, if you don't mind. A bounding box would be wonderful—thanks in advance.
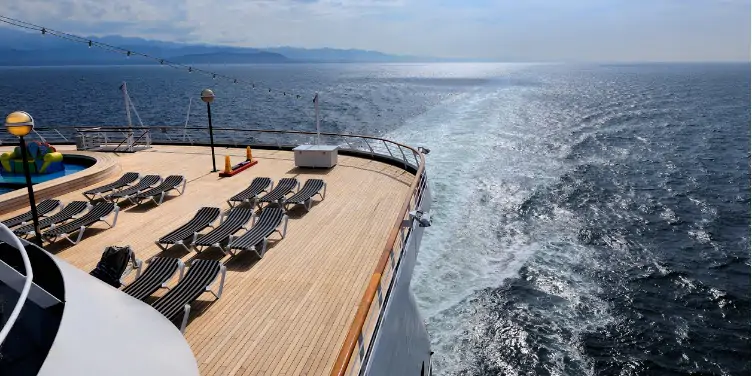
[90,246,136,288]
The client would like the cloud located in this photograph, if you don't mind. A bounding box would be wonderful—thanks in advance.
[2,0,750,61]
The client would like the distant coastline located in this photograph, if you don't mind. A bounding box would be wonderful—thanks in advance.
[0,27,478,65]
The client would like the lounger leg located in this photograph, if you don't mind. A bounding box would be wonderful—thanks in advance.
[321,182,327,199]
[224,235,235,254]
[261,238,268,257]
[157,191,166,205]
[208,265,227,299]
[71,225,87,245]
[179,178,187,195]
[178,241,192,254]
[155,241,168,252]
[180,304,191,333]
[134,257,143,278]
[177,259,186,280]
[101,206,120,228]
[128,195,139,205]
[281,215,288,238]
[227,200,234,208]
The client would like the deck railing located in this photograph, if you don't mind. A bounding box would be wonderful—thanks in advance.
[0,225,34,346]
[0,124,428,375]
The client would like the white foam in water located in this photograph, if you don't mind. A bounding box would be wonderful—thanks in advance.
[387,88,540,314]
[387,84,616,375]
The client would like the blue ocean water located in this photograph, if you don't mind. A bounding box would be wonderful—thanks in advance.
[0,62,748,375]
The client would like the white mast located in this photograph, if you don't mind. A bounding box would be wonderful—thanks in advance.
[183,97,192,142]
[314,92,320,145]
[121,82,132,128]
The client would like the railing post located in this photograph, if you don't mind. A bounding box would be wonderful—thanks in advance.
[342,136,353,150]
[382,140,394,157]
[398,146,408,170]
[363,139,374,157]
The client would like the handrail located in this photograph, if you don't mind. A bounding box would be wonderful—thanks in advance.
[327,141,426,376]
[0,223,34,345]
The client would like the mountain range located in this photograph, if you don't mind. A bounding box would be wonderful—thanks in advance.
[0,27,459,65]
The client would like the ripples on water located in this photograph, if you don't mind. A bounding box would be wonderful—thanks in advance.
[0,62,748,375]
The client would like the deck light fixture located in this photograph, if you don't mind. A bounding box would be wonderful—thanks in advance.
[201,89,218,172]
[4,111,42,245]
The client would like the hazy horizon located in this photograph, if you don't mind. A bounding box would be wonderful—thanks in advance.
[3,0,751,62]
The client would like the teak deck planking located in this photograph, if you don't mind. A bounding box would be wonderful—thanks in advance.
[0,145,414,376]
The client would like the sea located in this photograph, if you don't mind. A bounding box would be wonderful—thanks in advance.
[0,62,749,375]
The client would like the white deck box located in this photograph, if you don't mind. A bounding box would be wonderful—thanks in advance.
[293,145,339,168]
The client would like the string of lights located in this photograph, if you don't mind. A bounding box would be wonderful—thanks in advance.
[0,15,309,101]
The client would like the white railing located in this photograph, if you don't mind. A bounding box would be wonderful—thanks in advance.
[0,223,34,345]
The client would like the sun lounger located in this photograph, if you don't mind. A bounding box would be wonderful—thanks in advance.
[150,259,226,333]
[82,172,140,201]
[128,175,187,206]
[192,208,254,253]
[13,201,90,236]
[225,207,288,257]
[104,175,162,203]
[227,177,273,208]
[42,202,119,245]
[257,178,299,208]
[283,179,326,212]
[90,246,143,288]
[122,257,185,301]
[1,199,61,228]
[156,207,221,252]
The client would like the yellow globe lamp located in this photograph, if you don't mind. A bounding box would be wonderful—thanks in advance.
[201,88,215,103]
[5,111,35,137]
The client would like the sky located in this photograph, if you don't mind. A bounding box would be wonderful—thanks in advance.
[2,0,750,62]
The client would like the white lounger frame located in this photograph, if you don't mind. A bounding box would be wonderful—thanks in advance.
[227,180,274,208]
[224,214,289,258]
[128,177,187,206]
[284,182,327,213]
[82,174,141,202]
[155,210,221,252]
[191,212,255,253]
[43,205,120,245]
[178,264,226,333]
[16,202,93,239]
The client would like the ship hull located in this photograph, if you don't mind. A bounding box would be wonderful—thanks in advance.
[364,179,433,376]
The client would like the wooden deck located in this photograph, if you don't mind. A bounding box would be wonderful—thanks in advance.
[0,145,414,376]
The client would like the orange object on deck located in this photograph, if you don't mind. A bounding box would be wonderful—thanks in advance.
[224,155,232,174]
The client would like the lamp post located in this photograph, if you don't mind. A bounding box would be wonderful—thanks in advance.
[5,111,42,246]
[201,89,218,172]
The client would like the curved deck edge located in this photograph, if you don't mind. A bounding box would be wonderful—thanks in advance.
[0,151,119,215]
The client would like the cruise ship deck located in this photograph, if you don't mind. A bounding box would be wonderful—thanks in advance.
[0,144,416,375]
